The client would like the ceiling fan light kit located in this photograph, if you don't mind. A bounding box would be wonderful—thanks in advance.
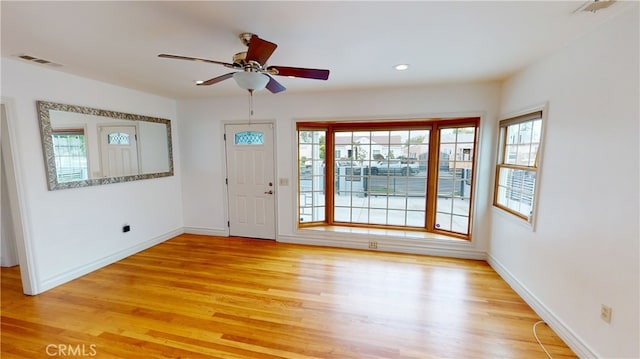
[233,71,269,91]
[159,32,330,94]
[574,0,616,13]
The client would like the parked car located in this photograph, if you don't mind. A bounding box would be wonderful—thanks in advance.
[369,160,418,176]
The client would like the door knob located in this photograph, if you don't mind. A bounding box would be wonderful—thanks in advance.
[264,190,273,195]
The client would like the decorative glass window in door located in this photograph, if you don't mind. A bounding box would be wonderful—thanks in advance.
[235,131,264,145]
[107,132,130,145]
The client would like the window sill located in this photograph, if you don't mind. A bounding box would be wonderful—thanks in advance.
[283,225,484,260]
[302,225,467,242]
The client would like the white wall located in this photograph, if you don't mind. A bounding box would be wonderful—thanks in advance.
[138,120,171,174]
[490,6,639,358]
[1,58,184,294]
[178,82,501,257]
[1,104,19,267]
[1,155,19,267]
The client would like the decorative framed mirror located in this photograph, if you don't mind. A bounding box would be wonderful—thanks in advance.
[37,101,173,190]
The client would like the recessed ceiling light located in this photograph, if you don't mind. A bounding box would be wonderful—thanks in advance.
[394,64,409,71]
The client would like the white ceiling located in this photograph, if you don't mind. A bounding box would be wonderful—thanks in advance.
[1,1,631,99]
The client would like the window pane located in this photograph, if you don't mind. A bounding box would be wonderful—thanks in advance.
[298,130,326,223]
[452,215,469,234]
[334,207,350,222]
[529,144,539,167]
[388,210,406,226]
[495,167,536,219]
[505,145,518,165]
[388,197,407,210]
[299,131,315,144]
[407,130,429,160]
[107,132,130,145]
[234,131,264,145]
[435,126,475,235]
[532,119,542,143]
[406,211,425,227]
[369,209,387,225]
[502,118,541,168]
[452,196,471,216]
[52,132,88,182]
[369,192,388,208]
[352,207,369,224]
[506,124,519,145]
[435,213,452,231]
[437,197,453,213]
[332,129,429,229]
[439,143,455,170]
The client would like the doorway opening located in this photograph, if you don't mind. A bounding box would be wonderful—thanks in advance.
[1,101,35,294]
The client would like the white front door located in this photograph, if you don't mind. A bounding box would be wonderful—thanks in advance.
[225,123,276,240]
[99,125,139,177]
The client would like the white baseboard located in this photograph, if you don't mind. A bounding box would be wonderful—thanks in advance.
[0,256,19,267]
[277,233,486,260]
[183,226,228,237]
[487,254,596,358]
[38,228,183,294]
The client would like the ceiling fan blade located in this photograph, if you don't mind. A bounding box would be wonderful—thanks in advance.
[245,35,277,65]
[197,72,235,86]
[158,54,237,69]
[265,75,286,94]
[267,66,330,80]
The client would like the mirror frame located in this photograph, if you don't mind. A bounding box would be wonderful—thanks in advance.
[37,100,174,190]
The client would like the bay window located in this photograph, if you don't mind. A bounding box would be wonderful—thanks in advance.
[298,117,479,239]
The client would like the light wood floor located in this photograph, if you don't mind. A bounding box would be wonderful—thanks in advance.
[1,234,575,358]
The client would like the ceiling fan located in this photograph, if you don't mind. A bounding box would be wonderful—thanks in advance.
[158,33,330,94]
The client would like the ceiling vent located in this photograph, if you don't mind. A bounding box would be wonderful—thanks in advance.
[17,54,62,67]
[574,0,616,13]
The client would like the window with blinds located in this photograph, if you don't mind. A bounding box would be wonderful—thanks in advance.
[494,111,543,222]
[52,129,89,182]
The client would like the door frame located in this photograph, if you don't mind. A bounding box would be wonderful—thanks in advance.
[1,98,37,294]
[222,120,278,240]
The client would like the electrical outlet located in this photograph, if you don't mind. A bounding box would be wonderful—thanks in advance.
[600,304,612,323]
[368,241,378,249]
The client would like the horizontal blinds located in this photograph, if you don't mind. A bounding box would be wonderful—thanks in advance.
[52,128,84,136]
[499,111,542,128]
